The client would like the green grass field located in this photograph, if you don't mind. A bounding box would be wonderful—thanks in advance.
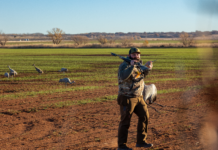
[1,48,217,79]
[0,47,217,103]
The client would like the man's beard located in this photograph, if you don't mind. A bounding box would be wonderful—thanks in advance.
[129,56,140,61]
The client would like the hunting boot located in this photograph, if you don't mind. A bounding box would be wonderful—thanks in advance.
[136,143,153,148]
[117,146,132,150]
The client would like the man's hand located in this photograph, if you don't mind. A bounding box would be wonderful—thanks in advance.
[145,61,153,69]
[130,60,138,66]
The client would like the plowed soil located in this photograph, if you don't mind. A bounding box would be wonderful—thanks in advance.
[0,71,218,150]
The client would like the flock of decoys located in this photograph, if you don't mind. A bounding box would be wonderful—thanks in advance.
[4,65,75,87]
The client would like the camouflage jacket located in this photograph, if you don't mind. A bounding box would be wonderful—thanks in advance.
[118,60,150,97]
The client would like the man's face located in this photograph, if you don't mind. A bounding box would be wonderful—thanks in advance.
[129,52,140,61]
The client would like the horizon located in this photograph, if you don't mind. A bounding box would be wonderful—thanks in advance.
[3,30,218,35]
[1,0,218,34]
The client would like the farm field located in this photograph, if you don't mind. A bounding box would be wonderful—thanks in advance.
[0,48,218,150]
[6,39,218,46]
[6,40,182,46]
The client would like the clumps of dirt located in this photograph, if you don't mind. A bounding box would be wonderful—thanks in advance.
[0,71,216,149]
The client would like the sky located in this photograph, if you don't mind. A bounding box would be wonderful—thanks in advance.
[0,0,218,34]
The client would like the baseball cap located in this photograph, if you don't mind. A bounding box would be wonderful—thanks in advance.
[129,47,141,54]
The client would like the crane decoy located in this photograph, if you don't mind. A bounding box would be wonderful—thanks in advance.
[59,78,75,87]
[7,65,18,79]
[8,65,18,75]
[32,64,44,75]
[4,72,9,78]
[58,68,68,73]
[4,72,17,79]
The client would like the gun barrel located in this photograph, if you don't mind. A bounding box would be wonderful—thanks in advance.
[112,52,156,65]
[111,53,118,56]
[111,52,131,63]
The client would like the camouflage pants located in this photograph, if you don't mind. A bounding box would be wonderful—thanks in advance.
[117,95,149,148]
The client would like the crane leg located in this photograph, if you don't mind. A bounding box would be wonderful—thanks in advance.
[147,104,161,113]
[153,102,166,107]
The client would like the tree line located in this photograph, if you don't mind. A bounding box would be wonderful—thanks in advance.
[0,28,217,47]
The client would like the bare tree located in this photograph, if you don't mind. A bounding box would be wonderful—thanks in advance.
[97,36,107,44]
[180,32,194,47]
[47,28,65,44]
[108,36,116,44]
[108,39,116,44]
[120,37,133,47]
[0,31,9,46]
[71,35,89,46]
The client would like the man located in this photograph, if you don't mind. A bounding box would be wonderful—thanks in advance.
[117,47,153,150]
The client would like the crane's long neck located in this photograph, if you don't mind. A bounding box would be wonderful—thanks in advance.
[70,81,75,84]
[34,66,39,70]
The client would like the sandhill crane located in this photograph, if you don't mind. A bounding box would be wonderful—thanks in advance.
[143,83,167,113]
[58,68,68,73]
[32,64,43,75]
[7,65,18,79]
[143,83,157,104]
[59,78,75,87]
[4,72,9,78]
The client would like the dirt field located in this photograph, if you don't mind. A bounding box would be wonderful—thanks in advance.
[0,69,217,150]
